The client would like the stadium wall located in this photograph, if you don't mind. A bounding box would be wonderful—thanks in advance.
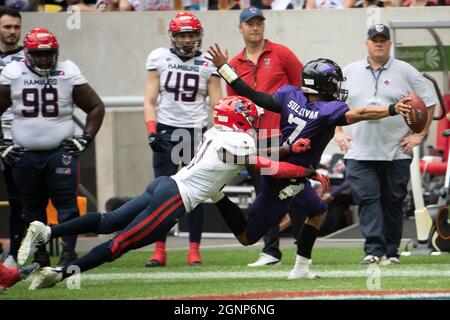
[21,8,450,210]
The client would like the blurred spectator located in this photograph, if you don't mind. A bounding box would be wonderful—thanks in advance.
[119,0,173,10]
[66,0,99,11]
[348,0,385,7]
[208,0,240,9]
[4,0,39,11]
[96,0,120,10]
[306,0,345,9]
[251,0,294,9]
[402,0,437,5]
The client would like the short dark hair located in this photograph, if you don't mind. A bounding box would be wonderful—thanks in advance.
[0,8,22,20]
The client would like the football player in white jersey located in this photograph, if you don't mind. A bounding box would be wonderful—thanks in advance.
[5,96,312,290]
[0,8,25,269]
[143,12,223,267]
[0,28,105,268]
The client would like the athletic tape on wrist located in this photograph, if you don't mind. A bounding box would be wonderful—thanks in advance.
[218,64,239,84]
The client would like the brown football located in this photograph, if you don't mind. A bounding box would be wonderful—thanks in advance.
[403,92,427,133]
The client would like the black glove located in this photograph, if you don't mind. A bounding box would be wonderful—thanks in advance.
[148,133,167,153]
[61,134,92,155]
[0,139,25,166]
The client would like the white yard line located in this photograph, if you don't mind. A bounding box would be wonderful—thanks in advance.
[81,269,450,281]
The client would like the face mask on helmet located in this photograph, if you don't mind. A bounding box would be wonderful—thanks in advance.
[213,96,260,133]
[25,49,58,76]
[23,28,59,77]
[170,31,202,57]
[168,13,203,58]
[302,58,348,102]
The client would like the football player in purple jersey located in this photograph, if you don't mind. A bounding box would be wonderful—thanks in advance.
[207,44,412,279]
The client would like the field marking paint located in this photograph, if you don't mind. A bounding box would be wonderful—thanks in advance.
[161,289,450,300]
[82,268,450,281]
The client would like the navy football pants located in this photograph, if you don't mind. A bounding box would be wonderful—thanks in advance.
[152,123,204,243]
[50,177,186,274]
[13,147,80,252]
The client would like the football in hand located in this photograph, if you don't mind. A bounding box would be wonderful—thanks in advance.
[403,92,427,133]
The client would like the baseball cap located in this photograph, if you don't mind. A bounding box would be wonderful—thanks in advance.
[367,24,390,40]
[239,7,265,23]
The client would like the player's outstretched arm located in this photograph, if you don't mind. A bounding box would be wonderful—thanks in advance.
[206,44,281,113]
[259,138,311,158]
[344,98,411,125]
[246,155,314,179]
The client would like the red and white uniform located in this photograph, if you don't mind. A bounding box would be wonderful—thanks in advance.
[0,60,87,150]
[146,48,218,128]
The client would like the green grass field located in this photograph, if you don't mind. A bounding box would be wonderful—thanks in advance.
[2,247,450,300]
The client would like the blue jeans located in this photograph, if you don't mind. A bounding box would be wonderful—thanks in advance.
[346,159,411,258]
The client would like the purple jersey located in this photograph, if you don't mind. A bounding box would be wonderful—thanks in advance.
[261,85,349,195]
[275,85,348,168]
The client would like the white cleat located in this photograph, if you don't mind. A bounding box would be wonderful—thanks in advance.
[18,221,51,267]
[247,253,281,267]
[287,255,319,280]
[3,255,18,269]
[29,267,63,290]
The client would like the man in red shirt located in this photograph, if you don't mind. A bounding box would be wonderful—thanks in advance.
[227,7,304,267]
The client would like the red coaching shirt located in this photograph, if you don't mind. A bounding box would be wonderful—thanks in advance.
[227,39,303,139]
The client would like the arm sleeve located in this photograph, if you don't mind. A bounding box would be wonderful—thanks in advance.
[230,78,281,113]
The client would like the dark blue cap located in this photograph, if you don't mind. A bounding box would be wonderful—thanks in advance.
[239,7,265,23]
[367,24,390,40]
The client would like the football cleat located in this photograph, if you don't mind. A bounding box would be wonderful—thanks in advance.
[187,242,202,266]
[287,255,319,280]
[360,254,380,265]
[29,267,63,290]
[145,241,166,268]
[18,221,51,266]
[247,253,281,267]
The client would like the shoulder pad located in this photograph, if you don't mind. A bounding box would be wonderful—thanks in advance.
[1,61,23,79]
[218,131,256,156]
[148,48,168,61]
[146,48,167,70]
[56,60,82,79]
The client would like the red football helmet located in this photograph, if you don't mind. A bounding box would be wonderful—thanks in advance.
[213,96,260,132]
[23,28,59,76]
[168,12,203,58]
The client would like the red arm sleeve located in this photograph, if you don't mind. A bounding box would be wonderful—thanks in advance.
[252,156,307,179]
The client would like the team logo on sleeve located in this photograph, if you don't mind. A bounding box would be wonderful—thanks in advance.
[194,59,208,67]
[50,69,65,76]
[62,154,72,166]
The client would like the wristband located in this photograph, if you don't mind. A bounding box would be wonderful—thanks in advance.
[388,104,397,116]
[146,120,156,135]
[218,64,239,85]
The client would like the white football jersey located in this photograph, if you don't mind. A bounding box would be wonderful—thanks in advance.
[172,127,256,212]
[0,60,87,150]
[146,48,218,128]
[0,48,24,140]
